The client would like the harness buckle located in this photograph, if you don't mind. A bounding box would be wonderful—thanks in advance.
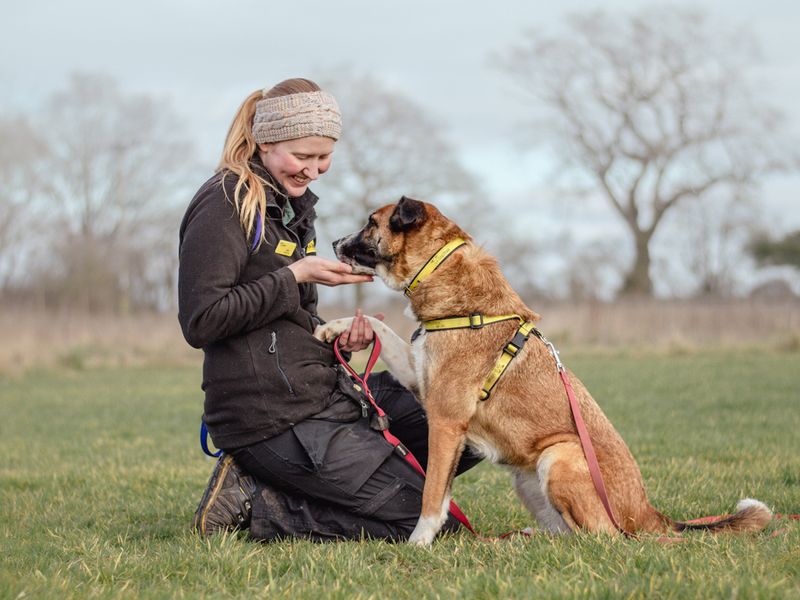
[503,330,529,357]
[469,313,484,329]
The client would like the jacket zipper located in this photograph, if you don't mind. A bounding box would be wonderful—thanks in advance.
[268,331,295,395]
[279,215,305,258]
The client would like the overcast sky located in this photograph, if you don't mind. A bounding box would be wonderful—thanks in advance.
[3,0,799,290]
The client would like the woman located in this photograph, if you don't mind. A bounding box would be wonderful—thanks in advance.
[179,78,478,541]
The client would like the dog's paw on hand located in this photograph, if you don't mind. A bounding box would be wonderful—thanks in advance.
[313,318,354,343]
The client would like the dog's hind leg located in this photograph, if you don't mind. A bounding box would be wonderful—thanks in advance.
[539,442,619,535]
[512,467,571,534]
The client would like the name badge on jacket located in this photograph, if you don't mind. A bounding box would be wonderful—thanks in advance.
[275,240,297,256]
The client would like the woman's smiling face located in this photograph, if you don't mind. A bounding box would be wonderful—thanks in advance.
[257,136,335,197]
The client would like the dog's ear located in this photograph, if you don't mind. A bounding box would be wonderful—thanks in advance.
[389,196,427,233]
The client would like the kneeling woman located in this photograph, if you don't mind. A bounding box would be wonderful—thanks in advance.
[178,78,479,541]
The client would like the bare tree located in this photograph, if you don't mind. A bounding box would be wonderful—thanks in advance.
[563,238,627,301]
[314,72,484,306]
[670,191,760,297]
[486,234,551,302]
[496,8,798,296]
[0,116,46,296]
[27,72,198,312]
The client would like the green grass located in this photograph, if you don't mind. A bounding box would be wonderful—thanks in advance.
[1,349,799,599]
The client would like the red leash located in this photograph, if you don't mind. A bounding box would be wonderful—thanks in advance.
[560,367,630,534]
[333,335,478,534]
[543,340,631,536]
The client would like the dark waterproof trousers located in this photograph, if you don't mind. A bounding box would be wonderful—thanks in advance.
[229,371,482,542]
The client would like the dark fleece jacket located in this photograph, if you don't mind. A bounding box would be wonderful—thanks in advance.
[178,160,342,449]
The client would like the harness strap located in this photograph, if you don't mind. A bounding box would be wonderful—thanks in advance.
[421,313,536,401]
[480,320,538,400]
[405,238,467,296]
[423,313,522,332]
[332,335,477,535]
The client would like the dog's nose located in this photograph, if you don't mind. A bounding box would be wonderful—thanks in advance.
[332,238,344,252]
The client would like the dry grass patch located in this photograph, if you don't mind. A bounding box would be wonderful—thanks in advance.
[0,308,199,375]
[1,299,798,375]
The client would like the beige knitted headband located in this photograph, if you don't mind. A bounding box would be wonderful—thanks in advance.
[252,90,342,143]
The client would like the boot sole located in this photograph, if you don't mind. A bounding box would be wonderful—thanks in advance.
[193,455,234,536]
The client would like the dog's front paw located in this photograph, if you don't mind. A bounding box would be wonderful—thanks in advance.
[407,517,438,546]
[313,318,354,343]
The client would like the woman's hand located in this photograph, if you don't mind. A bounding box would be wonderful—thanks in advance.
[337,309,385,352]
[288,256,374,286]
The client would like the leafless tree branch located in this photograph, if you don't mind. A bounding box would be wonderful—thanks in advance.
[496,8,798,295]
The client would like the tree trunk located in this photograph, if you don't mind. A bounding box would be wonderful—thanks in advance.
[621,232,654,296]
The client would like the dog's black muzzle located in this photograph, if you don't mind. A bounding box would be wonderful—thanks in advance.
[332,235,380,270]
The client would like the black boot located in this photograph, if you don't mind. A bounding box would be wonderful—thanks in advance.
[192,454,256,536]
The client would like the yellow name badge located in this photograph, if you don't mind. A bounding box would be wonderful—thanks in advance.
[305,239,316,255]
[275,240,297,256]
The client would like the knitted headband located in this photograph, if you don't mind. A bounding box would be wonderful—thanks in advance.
[252,90,342,143]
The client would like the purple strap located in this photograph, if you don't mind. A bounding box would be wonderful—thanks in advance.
[200,420,222,457]
[252,213,263,252]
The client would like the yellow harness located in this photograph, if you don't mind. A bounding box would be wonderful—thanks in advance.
[404,238,539,400]
[421,315,539,400]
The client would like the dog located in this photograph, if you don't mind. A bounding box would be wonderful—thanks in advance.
[315,196,772,545]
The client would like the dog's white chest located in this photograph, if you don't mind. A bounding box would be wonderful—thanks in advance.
[465,431,504,463]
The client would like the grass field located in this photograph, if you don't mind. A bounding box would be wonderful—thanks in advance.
[1,349,799,599]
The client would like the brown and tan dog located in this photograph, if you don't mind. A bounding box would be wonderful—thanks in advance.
[315,196,771,545]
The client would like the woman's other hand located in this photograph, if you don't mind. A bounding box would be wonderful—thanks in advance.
[337,309,385,352]
[288,256,373,286]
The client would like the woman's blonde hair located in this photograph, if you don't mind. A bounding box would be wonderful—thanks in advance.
[218,78,322,248]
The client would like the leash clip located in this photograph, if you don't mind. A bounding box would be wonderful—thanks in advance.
[543,338,564,372]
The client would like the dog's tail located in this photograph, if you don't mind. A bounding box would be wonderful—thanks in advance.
[672,498,772,534]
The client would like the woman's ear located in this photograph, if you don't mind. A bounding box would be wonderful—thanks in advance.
[257,142,273,153]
